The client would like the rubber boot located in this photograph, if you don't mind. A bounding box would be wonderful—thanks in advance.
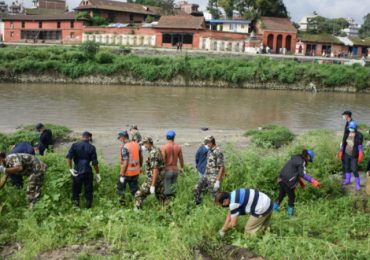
[355,177,361,191]
[342,173,351,186]
[287,207,295,217]
[272,203,280,212]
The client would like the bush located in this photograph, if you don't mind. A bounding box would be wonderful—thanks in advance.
[96,51,115,64]
[79,41,100,60]
[245,124,295,148]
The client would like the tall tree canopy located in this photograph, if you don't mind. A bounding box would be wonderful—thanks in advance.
[307,16,349,35]
[207,0,288,20]
[127,0,174,15]
[359,13,370,38]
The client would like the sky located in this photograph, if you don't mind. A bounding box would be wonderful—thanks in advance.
[3,0,369,24]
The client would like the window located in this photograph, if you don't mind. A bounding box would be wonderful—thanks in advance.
[39,21,42,28]
[129,14,134,22]
[162,33,171,44]
[70,32,75,39]
[57,21,61,28]
[10,32,14,38]
[183,34,193,44]
[241,24,244,29]
[21,21,25,28]
[70,21,74,28]
[10,22,14,29]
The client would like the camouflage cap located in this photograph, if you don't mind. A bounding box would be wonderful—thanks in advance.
[204,135,215,144]
[141,136,153,144]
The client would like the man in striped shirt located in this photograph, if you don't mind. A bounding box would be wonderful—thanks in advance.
[215,188,272,238]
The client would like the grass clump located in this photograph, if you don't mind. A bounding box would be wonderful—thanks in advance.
[245,124,295,148]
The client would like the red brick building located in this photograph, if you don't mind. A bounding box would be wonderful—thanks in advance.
[3,12,85,44]
[74,0,160,24]
[257,16,297,54]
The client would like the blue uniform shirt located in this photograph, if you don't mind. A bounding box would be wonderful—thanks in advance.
[195,145,208,175]
[10,142,35,155]
[66,140,98,174]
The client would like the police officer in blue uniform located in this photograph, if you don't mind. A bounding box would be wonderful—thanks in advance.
[66,131,101,208]
[9,142,35,188]
[36,123,53,156]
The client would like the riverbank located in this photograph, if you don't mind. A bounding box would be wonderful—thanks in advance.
[0,45,369,92]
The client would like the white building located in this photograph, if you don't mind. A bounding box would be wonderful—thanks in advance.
[341,18,360,37]
[206,19,251,34]
[299,15,318,31]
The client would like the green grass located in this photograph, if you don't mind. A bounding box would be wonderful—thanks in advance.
[0,128,369,259]
[0,46,369,89]
[244,124,295,148]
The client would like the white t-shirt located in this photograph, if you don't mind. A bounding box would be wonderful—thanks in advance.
[229,189,271,218]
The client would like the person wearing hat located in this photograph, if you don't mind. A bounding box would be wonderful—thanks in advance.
[193,136,225,205]
[341,121,363,191]
[338,111,354,178]
[272,149,320,216]
[161,130,184,197]
[134,137,166,209]
[0,152,47,208]
[215,188,273,238]
[66,131,100,208]
[35,123,53,156]
[117,130,142,205]
[130,125,142,144]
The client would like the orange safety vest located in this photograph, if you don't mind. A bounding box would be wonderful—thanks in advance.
[122,141,141,176]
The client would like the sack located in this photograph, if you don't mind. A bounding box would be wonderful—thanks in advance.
[366,172,370,196]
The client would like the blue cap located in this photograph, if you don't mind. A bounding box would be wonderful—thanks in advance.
[307,149,314,163]
[166,130,176,139]
[82,131,92,137]
[35,123,44,130]
[117,130,129,139]
[348,121,357,130]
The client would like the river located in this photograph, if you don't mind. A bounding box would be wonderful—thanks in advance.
[0,83,369,163]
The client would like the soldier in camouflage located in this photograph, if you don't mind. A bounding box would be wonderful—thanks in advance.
[134,137,166,209]
[0,152,47,208]
[193,136,225,205]
[130,125,142,144]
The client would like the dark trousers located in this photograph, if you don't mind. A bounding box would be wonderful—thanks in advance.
[72,172,93,203]
[276,182,295,208]
[344,153,359,177]
[10,174,23,188]
[117,175,139,198]
[367,159,370,172]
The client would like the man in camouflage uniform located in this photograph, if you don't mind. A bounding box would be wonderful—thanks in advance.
[0,152,47,208]
[194,136,225,205]
[130,125,142,144]
[134,137,165,209]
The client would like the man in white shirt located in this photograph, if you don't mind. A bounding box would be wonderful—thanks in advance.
[215,188,272,237]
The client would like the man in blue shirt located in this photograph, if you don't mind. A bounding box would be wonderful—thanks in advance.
[66,131,100,208]
[8,142,35,188]
[36,123,53,156]
[195,140,208,177]
[215,188,272,238]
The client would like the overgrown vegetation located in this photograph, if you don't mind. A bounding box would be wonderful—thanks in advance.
[244,124,295,148]
[0,46,369,90]
[0,126,369,259]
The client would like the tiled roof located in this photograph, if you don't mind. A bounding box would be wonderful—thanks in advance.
[25,8,66,15]
[75,0,160,16]
[298,33,342,44]
[260,16,297,33]
[2,12,79,21]
[155,15,205,29]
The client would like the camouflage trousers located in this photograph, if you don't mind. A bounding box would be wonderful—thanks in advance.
[193,174,219,203]
[134,173,165,208]
[26,169,45,204]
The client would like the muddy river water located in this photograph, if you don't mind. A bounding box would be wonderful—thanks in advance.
[0,84,369,163]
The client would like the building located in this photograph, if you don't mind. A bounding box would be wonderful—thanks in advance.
[206,19,251,34]
[9,1,23,14]
[3,12,85,44]
[299,14,317,31]
[155,15,205,48]
[341,18,360,38]
[0,1,8,14]
[25,0,67,15]
[174,1,203,16]
[257,16,297,54]
[297,33,342,56]
[74,0,160,24]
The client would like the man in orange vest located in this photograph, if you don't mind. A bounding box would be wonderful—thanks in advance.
[117,131,143,205]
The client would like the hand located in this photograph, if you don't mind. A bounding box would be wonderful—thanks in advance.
[96,174,101,183]
[218,229,225,238]
[338,151,343,161]
[119,176,125,184]
[69,169,78,177]
[213,180,220,191]
[150,186,155,194]
[0,166,5,174]
[311,179,320,187]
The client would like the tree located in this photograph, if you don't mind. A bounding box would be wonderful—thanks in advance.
[307,16,349,35]
[207,0,221,19]
[206,0,288,20]
[359,13,370,38]
[127,0,174,15]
